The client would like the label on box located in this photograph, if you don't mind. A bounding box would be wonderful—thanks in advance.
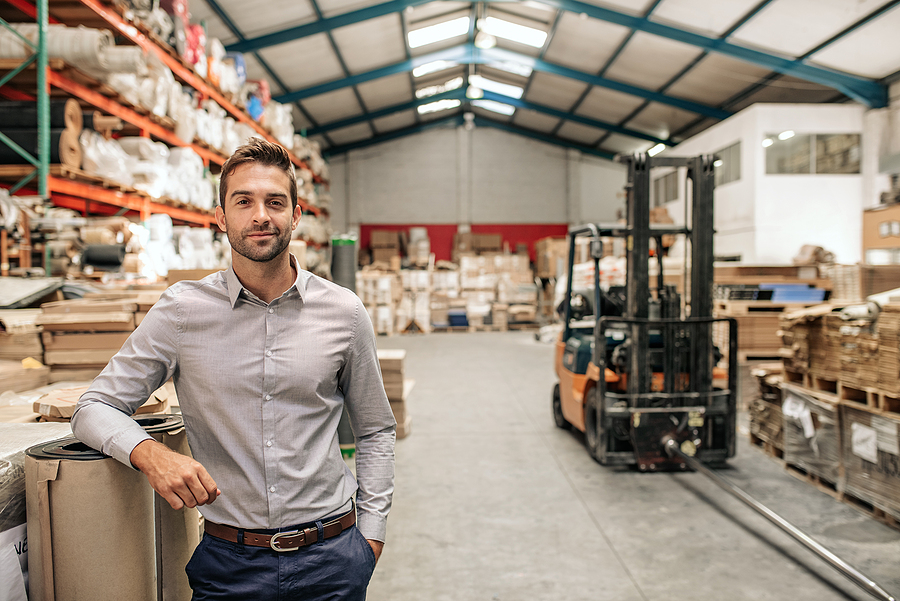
[872,416,899,456]
[851,422,879,464]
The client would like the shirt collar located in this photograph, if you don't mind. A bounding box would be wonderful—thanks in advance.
[225,253,310,308]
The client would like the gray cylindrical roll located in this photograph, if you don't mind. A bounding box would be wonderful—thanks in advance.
[0,128,82,167]
[141,415,201,601]
[82,244,126,267]
[331,236,357,293]
[0,99,83,132]
[25,438,156,601]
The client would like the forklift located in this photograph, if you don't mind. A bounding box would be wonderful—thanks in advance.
[553,153,738,469]
[551,153,897,601]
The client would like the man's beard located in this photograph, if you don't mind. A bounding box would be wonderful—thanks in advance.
[227,225,292,263]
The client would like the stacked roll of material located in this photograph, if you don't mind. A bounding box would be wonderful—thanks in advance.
[25,437,157,601]
[0,24,113,73]
[0,98,83,168]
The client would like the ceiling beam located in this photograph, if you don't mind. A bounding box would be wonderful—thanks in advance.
[274,43,730,119]
[225,0,886,108]
[324,112,616,159]
[307,86,671,145]
[532,0,887,107]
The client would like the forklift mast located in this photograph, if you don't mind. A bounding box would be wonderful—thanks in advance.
[574,154,738,469]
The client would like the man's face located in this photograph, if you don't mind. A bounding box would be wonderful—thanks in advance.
[215,163,301,264]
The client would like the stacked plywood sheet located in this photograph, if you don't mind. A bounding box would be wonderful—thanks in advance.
[877,305,900,396]
[36,299,138,382]
[0,309,43,363]
[377,349,412,439]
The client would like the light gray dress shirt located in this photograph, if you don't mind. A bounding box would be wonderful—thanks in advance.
[71,257,396,541]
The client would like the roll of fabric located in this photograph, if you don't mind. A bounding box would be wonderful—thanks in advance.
[0,128,81,168]
[0,99,82,133]
[81,244,126,267]
[100,45,146,74]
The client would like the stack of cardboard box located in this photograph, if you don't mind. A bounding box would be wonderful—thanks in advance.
[356,271,401,335]
[877,305,900,396]
[407,228,431,268]
[370,230,401,267]
[397,270,431,333]
[36,298,140,382]
[0,310,43,364]
[452,233,502,262]
[377,349,412,439]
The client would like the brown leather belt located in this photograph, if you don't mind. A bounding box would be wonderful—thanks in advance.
[204,509,356,552]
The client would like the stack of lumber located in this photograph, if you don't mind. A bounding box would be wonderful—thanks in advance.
[0,309,43,363]
[877,305,900,396]
[377,349,412,439]
[36,298,138,382]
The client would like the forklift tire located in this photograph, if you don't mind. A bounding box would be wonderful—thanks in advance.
[552,383,570,430]
[584,387,603,462]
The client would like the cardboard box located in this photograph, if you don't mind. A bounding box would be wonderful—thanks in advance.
[377,349,406,374]
[372,248,399,264]
[371,230,400,249]
[33,385,169,421]
[36,312,135,332]
[41,331,132,351]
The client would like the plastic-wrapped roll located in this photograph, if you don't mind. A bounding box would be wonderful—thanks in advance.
[0,99,82,132]
[0,24,113,72]
[0,128,81,167]
[99,45,146,74]
[83,110,123,133]
[25,438,156,601]
[82,244,126,267]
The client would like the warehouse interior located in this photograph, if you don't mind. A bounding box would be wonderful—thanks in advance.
[1,0,900,599]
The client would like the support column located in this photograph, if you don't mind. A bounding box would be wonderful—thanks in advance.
[566,149,582,227]
[456,124,472,227]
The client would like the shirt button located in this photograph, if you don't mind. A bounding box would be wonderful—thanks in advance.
[268,308,274,314]
[266,350,272,357]
[265,394,272,401]
[269,486,276,493]
[266,440,272,447]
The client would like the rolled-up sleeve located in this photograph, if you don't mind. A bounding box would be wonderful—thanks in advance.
[71,289,180,468]
[340,298,396,542]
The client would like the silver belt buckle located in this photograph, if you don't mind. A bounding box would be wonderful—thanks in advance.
[270,530,303,552]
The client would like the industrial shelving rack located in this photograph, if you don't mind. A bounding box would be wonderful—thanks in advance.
[0,0,327,232]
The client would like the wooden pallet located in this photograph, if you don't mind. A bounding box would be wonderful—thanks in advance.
[749,432,784,460]
[431,325,470,333]
[508,322,541,331]
[786,463,840,497]
[783,373,900,418]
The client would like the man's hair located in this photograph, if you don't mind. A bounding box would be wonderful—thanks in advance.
[218,137,298,210]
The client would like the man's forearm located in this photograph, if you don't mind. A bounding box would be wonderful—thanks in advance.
[71,401,153,467]
[353,426,396,542]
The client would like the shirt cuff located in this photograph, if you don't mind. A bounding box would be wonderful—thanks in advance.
[109,427,154,469]
[356,510,387,543]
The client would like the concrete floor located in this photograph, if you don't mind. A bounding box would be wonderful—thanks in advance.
[366,331,900,601]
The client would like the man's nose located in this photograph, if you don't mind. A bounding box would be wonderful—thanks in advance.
[252,201,269,222]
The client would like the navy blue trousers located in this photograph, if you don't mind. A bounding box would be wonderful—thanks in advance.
[185,524,377,600]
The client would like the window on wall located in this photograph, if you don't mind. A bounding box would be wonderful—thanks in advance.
[714,142,740,186]
[764,132,860,174]
[653,171,677,207]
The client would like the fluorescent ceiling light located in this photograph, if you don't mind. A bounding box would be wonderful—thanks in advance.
[415,76,464,99]
[713,159,723,167]
[469,74,523,99]
[472,99,515,116]
[408,16,469,48]
[474,31,497,49]
[778,130,795,141]
[413,60,455,78]
[477,17,547,48]
[487,61,533,78]
[466,86,484,99]
[761,138,774,148]
[418,99,462,115]
[648,143,666,157]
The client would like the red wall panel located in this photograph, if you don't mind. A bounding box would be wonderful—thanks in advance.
[360,223,569,262]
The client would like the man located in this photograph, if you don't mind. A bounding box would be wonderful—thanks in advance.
[72,137,396,600]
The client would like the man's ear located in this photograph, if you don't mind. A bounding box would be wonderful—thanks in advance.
[215,205,227,231]
[292,204,302,230]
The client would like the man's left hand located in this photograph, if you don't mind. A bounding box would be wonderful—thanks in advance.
[367,540,384,565]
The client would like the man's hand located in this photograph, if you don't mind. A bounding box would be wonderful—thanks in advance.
[367,540,384,565]
[130,439,220,510]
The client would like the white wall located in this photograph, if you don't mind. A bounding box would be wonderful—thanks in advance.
[660,103,868,264]
[326,123,627,233]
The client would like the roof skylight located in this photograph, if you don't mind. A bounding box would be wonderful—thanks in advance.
[418,99,462,114]
[477,17,547,48]
[415,76,464,99]
[472,99,516,116]
[408,16,470,48]
[469,74,523,99]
